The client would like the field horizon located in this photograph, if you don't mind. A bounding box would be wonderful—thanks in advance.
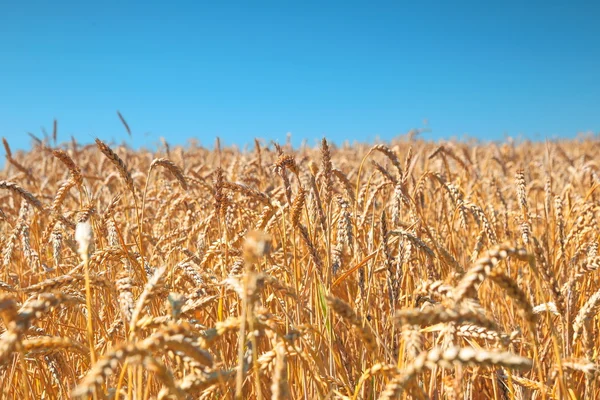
[4,114,600,159]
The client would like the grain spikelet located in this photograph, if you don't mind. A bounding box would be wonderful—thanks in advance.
[150,158,187,190]
[321,138,333,205]
[488,270,536,324]
[95,138,135,196]
[52,149,83,186]
[129,265,167,333]
[573,287,600,344]
[0,293,83,365]
[395,304,499,332]
[271,341,291,400]
[326,295,377,353]
[22,336,88,356]
[379,346,532,399]
[0,180,43,210]
[22,273,111,293]
[223,181,271,205]
[290,187,306,228]
[371,144,403,176]
[454,244,531,303]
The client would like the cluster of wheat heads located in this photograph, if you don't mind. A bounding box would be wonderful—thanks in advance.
[1,134,600,399]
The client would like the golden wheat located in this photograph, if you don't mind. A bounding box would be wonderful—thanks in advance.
[1,135,600,399]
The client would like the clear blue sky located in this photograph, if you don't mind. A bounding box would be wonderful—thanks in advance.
[1,1,599,152]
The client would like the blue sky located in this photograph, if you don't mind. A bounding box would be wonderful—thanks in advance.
[1,1,599,152]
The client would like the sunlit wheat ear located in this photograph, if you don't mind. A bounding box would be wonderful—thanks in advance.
[456,324,517,345]
[22,273,111,294]
[379,347,533,400]
[149,158,187,190]
[531,237,565,315]
[401,326,423,360]
[320,138,333,205]
[270,341,291,400]
[223,181,271,205]
[2,138,34,180]
[428,230,465,274]
[50,178,76,213]
[100,194,121,223]
[515,169,528,216]
[417,280,455,303]
[565,253,600,310]
[50,224,63,268]
[52,149,83,186]
[573,287,600,346]
[71,344,154,398]
[371,159,397,184]
[0,180,44,210]
[488,270,536,324]
[326,295,377,353]
[196,317,241,348]
[555,195,566,252]
[370,144,403,176]
[0,293,83,366]
[395,304,499,332]
[332,196,353,274]
[297,224,324,272]
[389,228,435,276]
[465,202,498,244]
[3,202,29,269]
[95,138,136,196]
[274,154,297,204]
[308,171,327,231]
[2,137,12,158]
[332,168,355,203]
[381,211,396,308]
[116,272,134,324]
[453,244,530,303]
[290,187,306,228]
[129,265,167,334]
[21,336,89,357]
[158,369,237,399]
[142,322,214,367]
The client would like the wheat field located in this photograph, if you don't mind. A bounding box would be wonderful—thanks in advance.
[0,133,599,399]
